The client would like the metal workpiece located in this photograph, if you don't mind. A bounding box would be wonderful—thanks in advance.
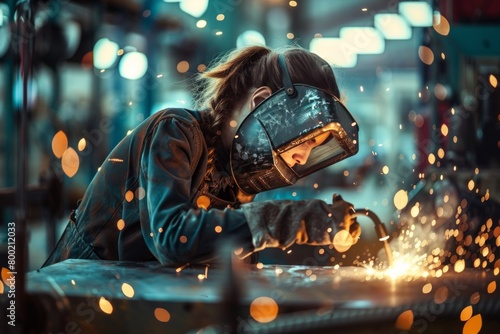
[6,259,499,334]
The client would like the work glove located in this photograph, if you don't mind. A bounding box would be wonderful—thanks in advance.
[241,194,361,253]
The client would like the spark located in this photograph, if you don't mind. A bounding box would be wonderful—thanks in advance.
[175,263,190,273]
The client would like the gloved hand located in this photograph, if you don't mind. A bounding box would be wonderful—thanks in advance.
[330,194,361,252]
[241,194,361,253]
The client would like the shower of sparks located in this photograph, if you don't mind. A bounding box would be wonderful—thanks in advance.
[352,166,498,282]
[354,252,428,279]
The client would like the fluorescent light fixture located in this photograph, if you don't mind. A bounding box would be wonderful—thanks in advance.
[340,27,385,54]
[309,37,357,68]
[236,30,266,48]
[119,51,148,80]
[180,0,209,18]
[374,13,412,40]
[62,20,81,58]
[93,38,119,69]
[0,5,10,57]
[399,1,433,27]
[0,26,11,57]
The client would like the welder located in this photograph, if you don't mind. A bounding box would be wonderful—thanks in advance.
[43,45,361,267]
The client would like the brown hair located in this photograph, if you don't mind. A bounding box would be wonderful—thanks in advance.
[195,45,340,128]
[194,45,341,175]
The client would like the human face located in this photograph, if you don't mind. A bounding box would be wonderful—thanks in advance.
[279,132,332,168]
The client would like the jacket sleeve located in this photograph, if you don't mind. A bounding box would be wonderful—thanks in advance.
[139,115,254,266]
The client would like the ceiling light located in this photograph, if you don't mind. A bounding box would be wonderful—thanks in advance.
[340,27,385,54]
[180,0,209,18]
[399,1,433,27]
[0,4,11,58]
[119,52,148,80]
[236,30,266,48]
[374,13,412,40]
[309,37,357,68]
[93,38,119,69]
[62,20,81,58]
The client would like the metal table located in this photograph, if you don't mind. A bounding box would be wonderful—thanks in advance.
[3,259,500,333]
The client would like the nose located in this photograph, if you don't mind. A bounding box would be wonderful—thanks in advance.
[291,146,313,165]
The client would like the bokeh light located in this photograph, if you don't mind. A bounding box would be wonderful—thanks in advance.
[249,296,279,323]
[61,147,80,178]
[52,131,68,158]
[99,297,113,314]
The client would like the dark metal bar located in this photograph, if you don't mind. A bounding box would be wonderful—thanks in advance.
[3,0,16,190]
[14,0,35,332]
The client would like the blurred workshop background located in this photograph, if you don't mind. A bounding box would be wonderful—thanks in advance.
[0,0,499,271]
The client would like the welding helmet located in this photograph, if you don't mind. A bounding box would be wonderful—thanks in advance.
[230,54,360,195]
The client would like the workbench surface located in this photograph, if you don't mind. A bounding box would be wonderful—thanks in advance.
[15,260,500,333]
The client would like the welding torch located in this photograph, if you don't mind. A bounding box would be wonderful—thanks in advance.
[332,194,394,267]
[351,208,394,267]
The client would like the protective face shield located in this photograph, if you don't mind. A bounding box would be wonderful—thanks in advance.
[230,54,359,195]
